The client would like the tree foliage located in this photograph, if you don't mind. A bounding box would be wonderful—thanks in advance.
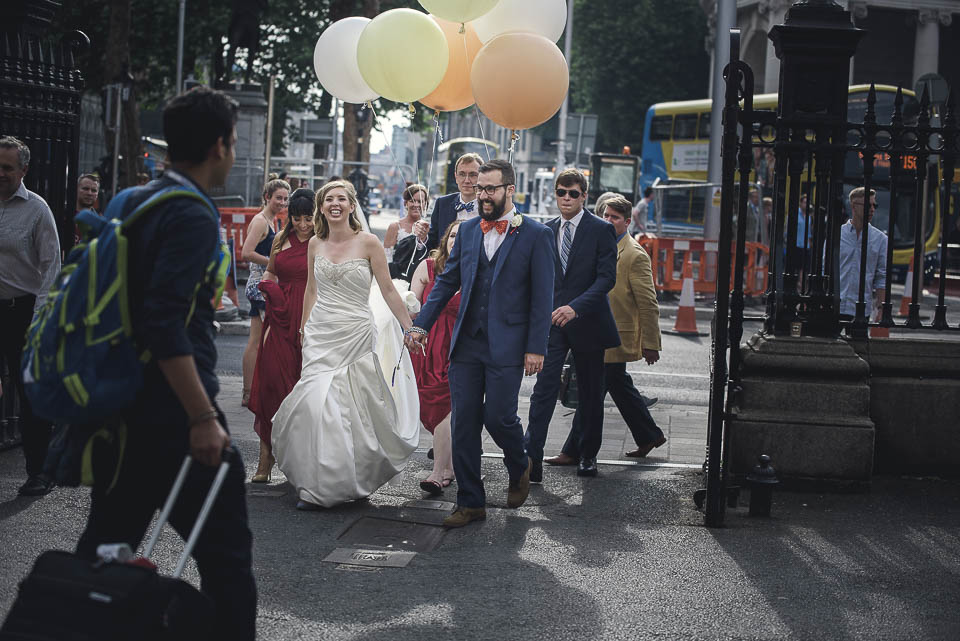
[570,0,710,153]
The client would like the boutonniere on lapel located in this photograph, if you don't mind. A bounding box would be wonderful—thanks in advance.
[509,214,523,235]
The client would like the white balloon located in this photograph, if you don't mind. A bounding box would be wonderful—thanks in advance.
[472,0,568,44]
[314,17,379,104]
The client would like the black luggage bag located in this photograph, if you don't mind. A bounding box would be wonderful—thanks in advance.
[0,454,231,641]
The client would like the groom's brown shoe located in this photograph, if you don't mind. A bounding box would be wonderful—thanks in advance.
[507,457,532,508]
[443,506,487,528]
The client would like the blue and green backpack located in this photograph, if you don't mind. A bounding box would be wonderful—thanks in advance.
[21,182,230,427]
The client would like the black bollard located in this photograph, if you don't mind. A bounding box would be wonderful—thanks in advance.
[747,454,778,517]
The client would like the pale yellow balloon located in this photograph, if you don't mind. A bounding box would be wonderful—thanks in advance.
[471,33,569,130]
[418,0,500,23]
[420,17,482,112]
[357,9,449,103]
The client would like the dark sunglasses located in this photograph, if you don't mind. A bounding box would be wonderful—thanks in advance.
[556,188,582,199]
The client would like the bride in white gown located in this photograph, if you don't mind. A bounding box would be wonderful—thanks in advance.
[271,180,420,509]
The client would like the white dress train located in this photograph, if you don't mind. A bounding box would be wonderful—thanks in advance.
[271,255,419,507]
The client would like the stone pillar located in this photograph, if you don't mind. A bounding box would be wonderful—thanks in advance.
[913,9,950,89]
[730,333,875,487]
[761,0,792,94]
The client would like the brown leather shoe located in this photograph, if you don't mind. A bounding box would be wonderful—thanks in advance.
[507,457,532,508]
[443,506,487,528]
[544,453,578,466]
[626,436,667,458]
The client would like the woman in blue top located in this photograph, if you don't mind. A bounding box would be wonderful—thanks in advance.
[241,178,289,406]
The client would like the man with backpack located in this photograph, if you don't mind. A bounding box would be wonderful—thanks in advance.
[73,87,256,640]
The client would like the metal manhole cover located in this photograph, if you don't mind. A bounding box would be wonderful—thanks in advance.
[337,516,445,552]
[324,548,416,568]
[247,487,288,497]
[403,499,455,511]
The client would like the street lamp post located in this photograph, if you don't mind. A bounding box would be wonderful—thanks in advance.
[176,0,185,95]
[556,0,574,170]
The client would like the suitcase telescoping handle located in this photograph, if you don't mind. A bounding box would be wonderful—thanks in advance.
[141,449,233,579]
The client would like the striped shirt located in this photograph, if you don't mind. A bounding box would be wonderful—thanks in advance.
[0,181,61,308]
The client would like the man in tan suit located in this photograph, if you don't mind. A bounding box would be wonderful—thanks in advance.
[546,195,667,464]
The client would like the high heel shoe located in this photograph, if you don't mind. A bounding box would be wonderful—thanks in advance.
[251,472,271,483]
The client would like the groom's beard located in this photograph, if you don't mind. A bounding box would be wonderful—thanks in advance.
[478,195,506,221]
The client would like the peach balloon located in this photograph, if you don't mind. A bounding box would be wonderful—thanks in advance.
[470,33,569,130]
[420,17,482,112]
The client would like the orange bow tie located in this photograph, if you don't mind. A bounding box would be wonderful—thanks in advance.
[480,219,508,235]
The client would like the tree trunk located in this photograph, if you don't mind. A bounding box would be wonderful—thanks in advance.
[102,0,142,196]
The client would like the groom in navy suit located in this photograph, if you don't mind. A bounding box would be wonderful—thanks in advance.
[525,168,620,480]
[406,159,555,528]
[426,152,484,251]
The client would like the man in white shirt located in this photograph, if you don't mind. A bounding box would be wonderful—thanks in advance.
[0,136,60,496]
[838,186,887,321]
[630,186,654,236]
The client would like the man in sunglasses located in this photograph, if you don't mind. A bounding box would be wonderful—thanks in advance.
[426,152,484,251]
[525,168,620,480]
[407,159,555,528]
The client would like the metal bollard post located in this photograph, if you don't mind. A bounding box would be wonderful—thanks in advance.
[747,454,778,516]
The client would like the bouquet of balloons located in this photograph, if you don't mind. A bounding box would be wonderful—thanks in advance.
[314,0,570,131]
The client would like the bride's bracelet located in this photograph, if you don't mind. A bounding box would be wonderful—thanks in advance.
[404,326,427,338]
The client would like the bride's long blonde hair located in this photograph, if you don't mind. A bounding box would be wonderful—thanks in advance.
[315,180,363,239]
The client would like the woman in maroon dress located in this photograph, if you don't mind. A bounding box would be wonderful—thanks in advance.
[409,220,462,495]
[248,188,315,482]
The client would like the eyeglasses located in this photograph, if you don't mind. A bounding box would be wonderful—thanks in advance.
[476,184,511,196]
[456,172,479,180]
[555,188,583,199]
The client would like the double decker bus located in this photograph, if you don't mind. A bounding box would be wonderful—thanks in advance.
[639,85,941,279]
[430,137,499,196]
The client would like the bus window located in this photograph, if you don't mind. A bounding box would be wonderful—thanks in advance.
[650,115,673,141]
[698,113,711,139]
[674,114,698,140]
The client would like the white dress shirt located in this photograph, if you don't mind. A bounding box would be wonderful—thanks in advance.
[557,209,585,257]
[0,181,61,310]
[483,208,515,260]
[838,220,887,317]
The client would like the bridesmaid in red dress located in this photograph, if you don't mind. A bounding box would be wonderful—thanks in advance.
[248,188,315,482]
[409,220,462,495]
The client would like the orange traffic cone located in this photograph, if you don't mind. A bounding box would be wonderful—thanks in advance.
[870,325,889,338]
[898,255,914,317]
[671,257,701,335]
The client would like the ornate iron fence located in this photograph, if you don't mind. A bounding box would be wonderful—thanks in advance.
[703,1,958,526]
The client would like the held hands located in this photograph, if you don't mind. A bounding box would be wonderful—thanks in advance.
[641,348,660,366]
[551,305,577,327]
[189,417,230,467]
[404,330,427,353]
[413,220,429,243]
[524,353,544,376]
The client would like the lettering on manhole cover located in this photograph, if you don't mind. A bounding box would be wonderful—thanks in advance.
[403,499,456,511]
[246,488,288,498]
[323,548,416,568]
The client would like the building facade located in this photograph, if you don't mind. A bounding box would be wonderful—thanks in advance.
[702,0,959,98]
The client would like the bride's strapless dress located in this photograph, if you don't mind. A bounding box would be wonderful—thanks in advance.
[271,255,419,507]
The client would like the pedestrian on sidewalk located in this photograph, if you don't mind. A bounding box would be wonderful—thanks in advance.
[406,159,554,528]
[426,152,482,251]
[409,219,462,495]
[74,86,257,641]
[547,195,667,465]
[838,186,886,324]
[247,187,315,483]
[524,167,620,481]
[0,135,60,496]
[384,184,430,281]
[240,177,289,406]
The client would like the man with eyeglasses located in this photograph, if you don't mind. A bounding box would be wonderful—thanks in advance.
[524,168,620,481]
[838,186,886,324]
[406,159,554,528]
[426,152,483,251]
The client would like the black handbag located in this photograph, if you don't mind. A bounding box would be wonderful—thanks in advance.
[558,353,579,409]
[1,454,230,641]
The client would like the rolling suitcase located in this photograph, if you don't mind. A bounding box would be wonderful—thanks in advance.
[0,453,232,641]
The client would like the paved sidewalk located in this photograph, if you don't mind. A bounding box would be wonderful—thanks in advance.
[219,375,707,468]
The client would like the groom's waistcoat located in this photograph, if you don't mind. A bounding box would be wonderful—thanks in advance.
[461,246,497,338]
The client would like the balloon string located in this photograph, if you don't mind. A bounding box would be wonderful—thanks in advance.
[368,100,414,193]
[425,111,441,220]
[508,130,520,164]
[473,104,491,162]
